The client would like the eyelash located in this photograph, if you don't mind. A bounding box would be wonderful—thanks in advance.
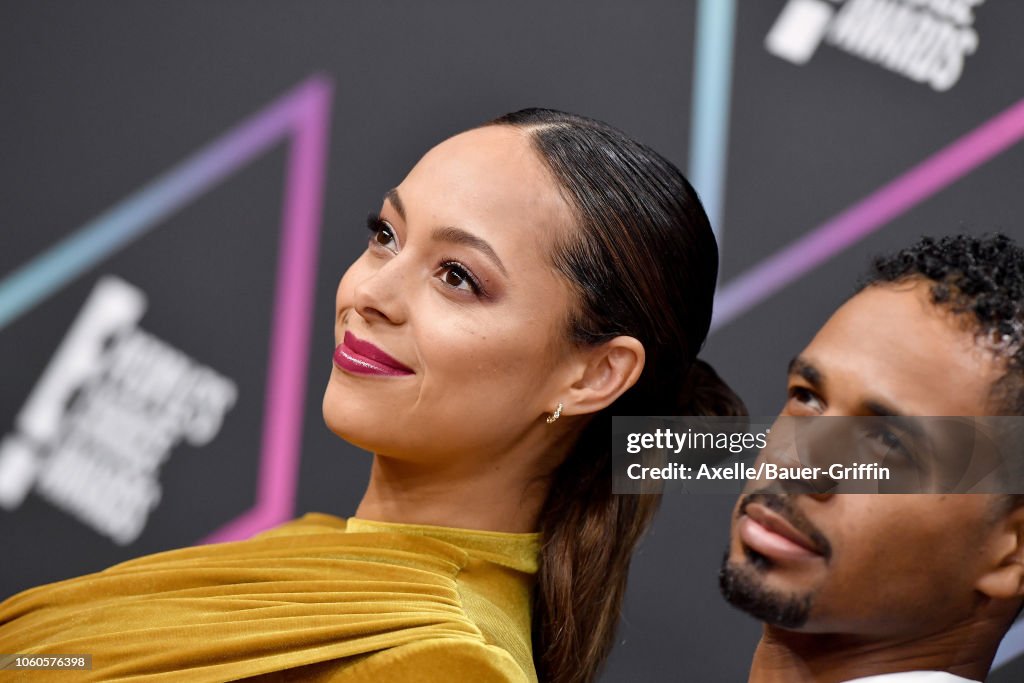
[438,259,485,295]
[366,214,396,247]
[789,386,818,405]
[868,427,908,454]
[363,214,486,297]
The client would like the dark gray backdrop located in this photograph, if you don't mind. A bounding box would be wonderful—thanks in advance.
[1,1,1022,681]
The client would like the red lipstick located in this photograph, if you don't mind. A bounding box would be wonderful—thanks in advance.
[333,331,413,376]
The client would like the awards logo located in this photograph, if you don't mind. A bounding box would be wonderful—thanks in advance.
[0,277,237,544]
[766,0,984,91]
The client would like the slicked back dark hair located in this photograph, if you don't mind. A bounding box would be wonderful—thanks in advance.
[487,108,747,683]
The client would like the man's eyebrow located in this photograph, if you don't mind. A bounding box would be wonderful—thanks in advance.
[383,188,405,220]
[862,400,903,418]
[862,400,927,438]
[431,226,508,277]
[787,356,824,389]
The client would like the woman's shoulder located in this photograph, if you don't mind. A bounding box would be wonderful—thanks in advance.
[329,638,532,683]
[243,638,532,683]
[0,514,484,678]
[99,512,471,576]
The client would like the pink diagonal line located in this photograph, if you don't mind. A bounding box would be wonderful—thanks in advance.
[199,77,333,544]
[711,97,1024,333]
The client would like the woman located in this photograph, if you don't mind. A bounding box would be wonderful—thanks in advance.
[0,109,744,682]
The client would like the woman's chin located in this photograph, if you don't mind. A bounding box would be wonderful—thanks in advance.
[321,418,377,454]
[321,395,387,454]
[322,387,359,439]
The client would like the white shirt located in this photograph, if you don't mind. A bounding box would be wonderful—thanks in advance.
[845,672,979,682]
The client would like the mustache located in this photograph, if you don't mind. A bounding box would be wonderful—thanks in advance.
[738,490,834,561]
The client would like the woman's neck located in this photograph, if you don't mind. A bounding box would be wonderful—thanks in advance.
[354,427,576,533]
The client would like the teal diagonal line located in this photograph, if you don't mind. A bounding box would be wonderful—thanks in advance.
[0,80,316,332]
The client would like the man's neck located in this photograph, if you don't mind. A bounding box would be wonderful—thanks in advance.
[747,619,1003,683]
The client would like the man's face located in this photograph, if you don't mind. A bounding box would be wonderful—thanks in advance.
[720,279,1012,637]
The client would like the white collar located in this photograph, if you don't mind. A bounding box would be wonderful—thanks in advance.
[843,672,979,682]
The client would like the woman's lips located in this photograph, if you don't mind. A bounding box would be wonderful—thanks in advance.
[738,502,824,562]
[333,331,413,376]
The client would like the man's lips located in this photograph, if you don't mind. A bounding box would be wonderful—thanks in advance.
[738,502,825,562]
[333,331,413,376]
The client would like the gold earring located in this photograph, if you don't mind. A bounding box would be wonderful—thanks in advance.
[546,402,563,424]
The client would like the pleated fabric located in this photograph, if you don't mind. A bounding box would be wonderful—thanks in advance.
[0,513,541,682]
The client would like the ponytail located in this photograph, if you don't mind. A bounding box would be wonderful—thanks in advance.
[533,412,650,683]
[533,360,745,683]
[677,359,748,418]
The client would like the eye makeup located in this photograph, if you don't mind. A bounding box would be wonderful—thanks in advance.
[366,214,398,250]
[363,213,491,299]
[437,258,486,296]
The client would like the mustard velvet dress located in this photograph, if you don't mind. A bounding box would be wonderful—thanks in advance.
[0,513,540,682]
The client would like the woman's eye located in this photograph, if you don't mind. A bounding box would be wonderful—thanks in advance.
[375,227,395,247]
[366,215,398,253]
[439,262,481,294]
[372,225,397,251]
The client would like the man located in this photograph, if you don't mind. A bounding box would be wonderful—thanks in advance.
[719,233,1024,682]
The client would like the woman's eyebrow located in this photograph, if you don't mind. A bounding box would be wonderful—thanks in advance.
[431,226,508,276]
[383,188,406,220]
[384,187,507,276]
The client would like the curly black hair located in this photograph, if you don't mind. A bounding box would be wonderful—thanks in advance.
[861,233,1024,414]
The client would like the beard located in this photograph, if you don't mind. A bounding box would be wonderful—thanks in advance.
[718,551,813,629]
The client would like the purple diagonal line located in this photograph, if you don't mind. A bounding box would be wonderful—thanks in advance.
[0,76,331,544]
[199,77,333,544]
[0,78,329,331]
[711,97,1024,333]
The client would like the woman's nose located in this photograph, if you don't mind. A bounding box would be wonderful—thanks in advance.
[351,259,409,325]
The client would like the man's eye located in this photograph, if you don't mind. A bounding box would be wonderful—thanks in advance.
[788,386,823,412]
[878,431,903,449]
[867,428,908,456]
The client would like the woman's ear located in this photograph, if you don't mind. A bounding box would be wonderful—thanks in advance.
[976,504,1024,601]
[558,336,645,417]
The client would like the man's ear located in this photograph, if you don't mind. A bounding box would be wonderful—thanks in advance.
[976,503,1024,601]
[558,336,645,418]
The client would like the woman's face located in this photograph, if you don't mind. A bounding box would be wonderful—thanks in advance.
[323,125,581,464]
